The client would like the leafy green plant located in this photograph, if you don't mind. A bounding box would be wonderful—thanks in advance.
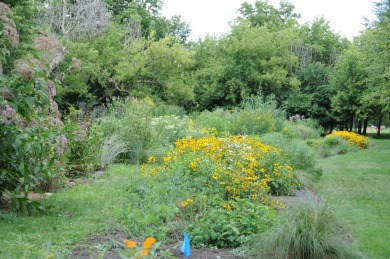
[0,72,65,213]
[188,198,276,248]
[62,107,103,177]
[245,199,364,259]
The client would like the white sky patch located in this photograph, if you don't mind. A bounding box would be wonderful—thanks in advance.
[162,0,377,40]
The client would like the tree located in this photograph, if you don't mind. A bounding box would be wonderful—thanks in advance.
[350,0,390,135]
[106,0,165,38]
[329,48,369,132]
[114,35,195,106]
[192,21,301,110]
[237,0,300,30]
[43,0,111,41]
[284,18,349,131]
[165,15,191,44]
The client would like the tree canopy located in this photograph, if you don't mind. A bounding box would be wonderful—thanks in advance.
[1,0,388,132]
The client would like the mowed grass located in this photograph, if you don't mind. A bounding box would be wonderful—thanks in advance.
[0,165,138,258]
[317,136,390,258]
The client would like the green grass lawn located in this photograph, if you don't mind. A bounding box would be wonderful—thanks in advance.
[0,165,138,258]
[317,137,390,259]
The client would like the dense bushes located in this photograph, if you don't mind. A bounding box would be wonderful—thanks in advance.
[194,96,286,136]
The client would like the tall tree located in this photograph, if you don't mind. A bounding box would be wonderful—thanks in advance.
[329,47,369,132]
[237,0,300,30]
[284,18,349,131]
[193,21,301,110]
[43,0,111,41]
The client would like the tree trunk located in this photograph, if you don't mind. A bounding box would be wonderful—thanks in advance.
[377,115,383,136]
[328,125,333,134]
[357,120,362,134]
[363,118,368,135]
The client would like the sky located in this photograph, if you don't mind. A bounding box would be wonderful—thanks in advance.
[162,0,377,40]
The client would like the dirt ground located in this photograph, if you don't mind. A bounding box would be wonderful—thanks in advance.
[67,228,239,258]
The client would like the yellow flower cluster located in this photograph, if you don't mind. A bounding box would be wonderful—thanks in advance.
[326,130,370,149]
[141,132,299,203]
[222,200,238,211]
[181,198,194,207]
[132,96,156,108]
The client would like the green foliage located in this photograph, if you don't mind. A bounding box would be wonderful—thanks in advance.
[194,96,287,136]
[150,102,186,117]
[99,97,155,164]
[115,172,181,240]
[237,0,301,29]
[148,115,191,159]
[0,71,66,213]
[57,28,194,109]
[329,47,369,126]
[261,133,318,171]
[193,108,233,133]
[245,199,363,259]
[306,136,354,158]
[189,198,276,248]
[281,117,323,140]
[193,21,301,110]
[62,108,104,176]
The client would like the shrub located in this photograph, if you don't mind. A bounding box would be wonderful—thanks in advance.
[193,108,233,134]
[326,131,370,149]
[98,98,192,164]
[193,95,286,136]
[229,109,277,135]
[240,95,286,132]
[0,72,67,213]
[307,137,353,158]
[281,119,323,140]
[115,173,182,240]
[62,107,104,176]
[244,199,364,259]
[150,102,186,117]
[148,115,192,159]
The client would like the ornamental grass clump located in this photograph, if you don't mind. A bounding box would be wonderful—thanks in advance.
[245,199,364,259]
[100,134,128,170]
[326,131,370,149]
